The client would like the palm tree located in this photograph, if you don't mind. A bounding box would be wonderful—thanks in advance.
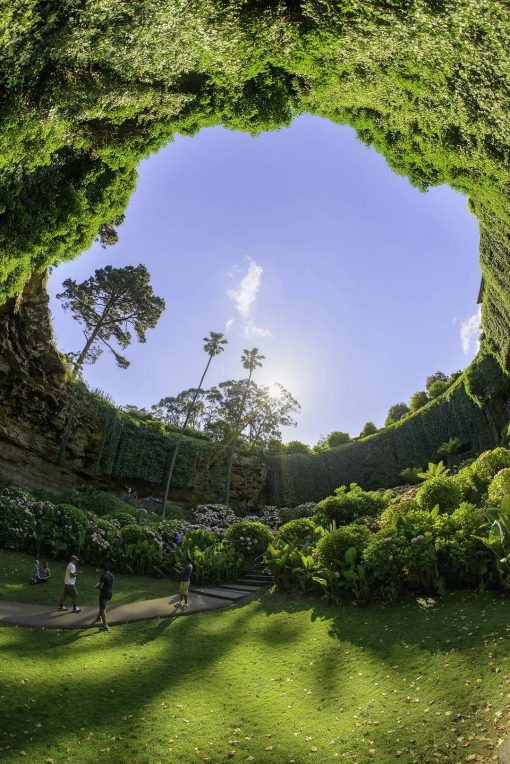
[224,347,265,504]
[162,331,228,518]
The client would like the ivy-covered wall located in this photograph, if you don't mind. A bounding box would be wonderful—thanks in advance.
[266,365,510,505]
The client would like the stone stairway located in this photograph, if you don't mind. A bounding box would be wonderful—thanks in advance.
[189,569,273,602]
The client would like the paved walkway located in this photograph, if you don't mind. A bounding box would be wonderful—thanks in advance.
[0,575,272,629]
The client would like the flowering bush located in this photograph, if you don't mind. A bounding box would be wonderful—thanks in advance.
[276,518,323,547]
[189,504,238,536]
[83,517,121,566]
[0,487,40,552]
[225,521,273,556]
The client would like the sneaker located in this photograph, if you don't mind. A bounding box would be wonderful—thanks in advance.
[58,605,68,611]
[73,607,81,613]
[94,615,102,622]
[181,604,188,610]
[100,625,110,632]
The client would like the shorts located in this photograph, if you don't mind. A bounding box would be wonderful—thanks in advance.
[35,577,48,585]
[99,595,112,610]
[179,580,190,596]
[64,584,77,598]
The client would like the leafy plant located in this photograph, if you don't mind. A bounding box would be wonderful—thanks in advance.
[400,467,422,484]
[477,495,510,589]
[417,461,450,480]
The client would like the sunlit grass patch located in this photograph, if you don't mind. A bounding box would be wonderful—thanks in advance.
[0,550,176,606]
[1,591,509,762]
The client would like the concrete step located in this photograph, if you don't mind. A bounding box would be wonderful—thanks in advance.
[220,583,262,592]
[189,586,248,601]
[236,578,271,587]
[241,572,272,582]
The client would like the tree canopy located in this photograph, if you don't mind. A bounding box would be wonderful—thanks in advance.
[57,264,165,374]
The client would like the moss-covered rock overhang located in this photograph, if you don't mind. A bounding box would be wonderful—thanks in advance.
[1,0,509,368]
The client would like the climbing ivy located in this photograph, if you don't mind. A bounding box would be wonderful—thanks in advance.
[266,358,510,506]
[91,396,225,493]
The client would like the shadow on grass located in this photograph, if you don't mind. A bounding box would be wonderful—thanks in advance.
[1,590,508,763]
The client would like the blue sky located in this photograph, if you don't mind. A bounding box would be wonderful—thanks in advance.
[48,115,481,445]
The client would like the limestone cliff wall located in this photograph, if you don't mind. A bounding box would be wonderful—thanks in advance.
[0,273,267,504]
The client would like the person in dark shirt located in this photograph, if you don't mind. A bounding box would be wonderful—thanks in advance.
[175,556,193,610]
[95,562,114,632]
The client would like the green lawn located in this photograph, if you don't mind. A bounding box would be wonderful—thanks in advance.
[0,551,177,606]
[1,589,509,763]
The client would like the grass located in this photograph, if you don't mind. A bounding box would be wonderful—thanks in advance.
[1,589,509,763]
[0,551,177,606]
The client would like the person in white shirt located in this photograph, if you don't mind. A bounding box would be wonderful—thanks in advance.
[58,554,81,613]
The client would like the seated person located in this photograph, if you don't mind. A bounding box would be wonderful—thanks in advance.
[31,559,51,584]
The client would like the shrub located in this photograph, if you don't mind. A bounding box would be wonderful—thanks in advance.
[279,503,317,524]
[452,464,484,504]
[379,499,418,528]
[471,448,510,483]
[277,518,322,547]
[359,421,378,438]
[39,503,88,557]
[364,510,441,598]
[117,523,166,575]
[225,521,273,556]
[112,507,139,527]
[434,503,491,587]
[258,506,282,531]
[69,485,134,517]
[416,477,462,513]
[488,468,510,505]
[316,524,370,572]
[316,483,386,526]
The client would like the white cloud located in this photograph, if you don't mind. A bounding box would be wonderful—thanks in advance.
[225,318,234,333]
[227,257,272,338]
[460,306,481,354]
[227,257,263,319]
[243,319,272,338]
